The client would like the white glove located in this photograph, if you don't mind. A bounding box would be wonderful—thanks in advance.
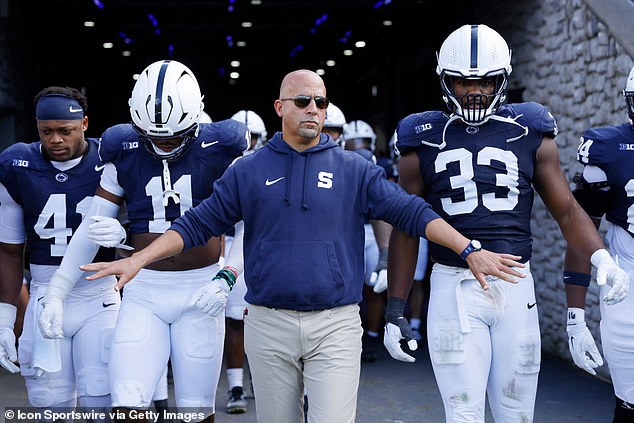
[0,303,19,373]
[370,248,388,293]
[384,322,418,363]
[87,216,133,250]
[38,271,75,339]
[591,249,630,305]
[190,268,237,317]
[384,297,417,363]
[566,307,603,375]
[370,269,388,293]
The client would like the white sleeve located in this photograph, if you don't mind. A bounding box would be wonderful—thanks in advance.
[224,220,244,275]
[0,182,26,243]
[53,195,122,290]
[99,162,125,197]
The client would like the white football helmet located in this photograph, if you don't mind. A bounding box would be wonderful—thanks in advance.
[231,110,267,149]
[623,65,634,122]
[129,59,204,161]
[343,120,376,151]
[324,103,347,129]
[436,24,512,125]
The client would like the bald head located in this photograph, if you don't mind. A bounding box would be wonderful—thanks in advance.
[279,70,326,99]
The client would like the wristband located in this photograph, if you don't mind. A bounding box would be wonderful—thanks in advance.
[563,271,591,287]
[213,266,239,290]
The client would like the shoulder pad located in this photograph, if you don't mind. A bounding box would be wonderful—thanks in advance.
[395,111,448,153]
[98,124,141,163]
[198,119,249,155]
[500,102,558,137]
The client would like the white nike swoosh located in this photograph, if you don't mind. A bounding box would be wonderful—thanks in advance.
[265,177,285,186]
[69,106,83,113]
[94,164,106,172]
[201,140,219,148]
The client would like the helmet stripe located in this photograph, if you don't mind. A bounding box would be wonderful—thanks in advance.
[470,25,478,69]
[154,60,171,123]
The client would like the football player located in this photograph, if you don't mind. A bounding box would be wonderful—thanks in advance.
[218,109,269,414]
[322,102,346,147]
[386,24,629,422]
[342,118,392,362]
[564,65,634,422]
[37,60,249,422]
[0,87,119,415]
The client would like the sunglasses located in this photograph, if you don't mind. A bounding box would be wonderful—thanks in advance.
[280,95,330,110]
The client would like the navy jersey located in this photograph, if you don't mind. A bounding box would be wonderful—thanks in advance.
[577,122,634,237]
[98,120,248,234]
[0,139,106,265]
[396,102,558,267]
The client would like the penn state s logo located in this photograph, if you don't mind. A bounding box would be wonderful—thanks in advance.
[317,171,333,189]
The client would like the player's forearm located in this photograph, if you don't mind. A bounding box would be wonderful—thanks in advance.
[564,246,592,309]
[0,243,25,305]
[387,229,419,299]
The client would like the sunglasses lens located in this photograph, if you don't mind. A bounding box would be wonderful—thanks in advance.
[314,97,329,109]
[293,96,312,108]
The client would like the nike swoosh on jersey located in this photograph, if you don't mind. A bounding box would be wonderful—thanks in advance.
[265,177,285,186]
[69,106,83,113]
[201,140,219,148]
[94,164,106,172]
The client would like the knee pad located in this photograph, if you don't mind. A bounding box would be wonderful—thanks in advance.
[111,381,149,408]
[181,316,222,360]
[27,383,77,408]
[77,366,110,397]
[515,331,541,374]
[429,320,465,365]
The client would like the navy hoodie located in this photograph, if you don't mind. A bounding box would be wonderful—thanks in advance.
[171,132,440,310]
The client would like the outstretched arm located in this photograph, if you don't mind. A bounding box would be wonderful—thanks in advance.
[83,229,185,290]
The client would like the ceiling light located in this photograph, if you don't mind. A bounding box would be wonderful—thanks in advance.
[326,60,335,67]
[84,21,95,27]
[241,22,252,28]
[133,74,140,80]
[231,61,240,67]
[343,50,353,56]
[122,51,131,57]
[251,0,262,4]
[237,41,247,47]
[355,41,366,48]
[230,72,240,79]
[383,20,393,26]
[103,42,113,49]
[316,69,325,76]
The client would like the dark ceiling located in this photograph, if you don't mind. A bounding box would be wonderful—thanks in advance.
[14,0,494,148]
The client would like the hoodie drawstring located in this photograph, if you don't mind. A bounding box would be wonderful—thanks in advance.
[301,155,310,210]
[284,153,293,206]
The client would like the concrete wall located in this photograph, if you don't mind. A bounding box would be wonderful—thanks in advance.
[485,0,633,381]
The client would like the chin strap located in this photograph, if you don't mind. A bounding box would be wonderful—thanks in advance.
[161,159,180,206]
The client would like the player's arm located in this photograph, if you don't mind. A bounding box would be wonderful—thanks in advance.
[369,219,392,293]
[534,137,628,305]
[38,175,124,338]
[0,183,26,372]
[562,165,609,375]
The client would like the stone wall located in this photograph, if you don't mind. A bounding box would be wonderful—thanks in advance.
[486,0,633,380]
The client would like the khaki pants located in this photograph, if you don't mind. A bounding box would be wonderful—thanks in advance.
[244,304,362,423]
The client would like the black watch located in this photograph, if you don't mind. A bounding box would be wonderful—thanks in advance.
[460,240,482,261]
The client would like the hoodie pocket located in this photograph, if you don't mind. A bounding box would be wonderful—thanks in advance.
[250,240,345,308]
